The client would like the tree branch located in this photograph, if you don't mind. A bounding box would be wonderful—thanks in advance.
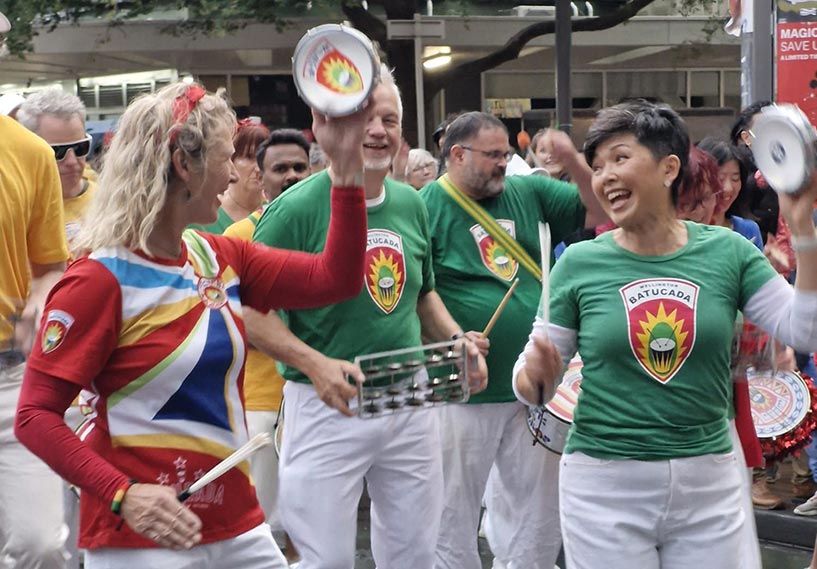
[426,0,657,94]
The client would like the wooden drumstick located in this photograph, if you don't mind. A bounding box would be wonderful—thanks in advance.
[482,278,520,337]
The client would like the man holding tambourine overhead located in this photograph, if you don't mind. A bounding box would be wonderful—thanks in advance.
[247,30,488,568]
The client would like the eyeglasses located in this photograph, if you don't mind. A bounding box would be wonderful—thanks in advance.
[411,162,437,173]
[460,145,514,162]
[50,135,92,162]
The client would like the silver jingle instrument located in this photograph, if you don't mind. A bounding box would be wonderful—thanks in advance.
[527,355,583,454]
[353,340,470,418]
[292,23,380,117]
[751,103,817,194]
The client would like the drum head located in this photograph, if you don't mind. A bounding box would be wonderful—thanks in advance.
[752,104,815,194]
[292,24,379,117]
[545,355,583,423]
[748,369,811,438]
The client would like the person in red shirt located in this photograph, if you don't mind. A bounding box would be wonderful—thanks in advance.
[14,81,370,568]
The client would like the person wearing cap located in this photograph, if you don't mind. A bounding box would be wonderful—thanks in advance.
[248,65,488,569]
[18,89,97,249]
[0,93,25,119]
[0,14,71,569]
[419,111,605,569]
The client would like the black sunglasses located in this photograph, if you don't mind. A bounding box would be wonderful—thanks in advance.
[50,135,92,162]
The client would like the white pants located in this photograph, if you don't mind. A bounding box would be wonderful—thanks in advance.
[84,523,286,569]
[435,402,561,569]
[245,410,282,531]
[279,381,443,569]
[727,420,761,569]
[560,450,745,569]
[0,363,68,569]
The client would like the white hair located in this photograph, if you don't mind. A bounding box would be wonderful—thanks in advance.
[379,63,403,121]
[17,88,86,133]
[405,148,435,176]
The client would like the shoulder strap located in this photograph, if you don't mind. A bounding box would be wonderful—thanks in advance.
[438,174,542,281]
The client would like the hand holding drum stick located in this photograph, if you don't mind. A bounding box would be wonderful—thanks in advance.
[177,433,272,502]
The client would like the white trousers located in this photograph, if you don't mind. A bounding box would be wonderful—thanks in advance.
[0,363,68,569]
[84,523,286,569]
[245,410,282,531]
[728,420,761,569]
[560,450,745,569]
[278,381,443,569]
[435,402,561,569]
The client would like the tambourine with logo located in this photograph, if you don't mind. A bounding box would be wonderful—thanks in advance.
[748,367,817,460]
[751,103,817,195]
[292,23,380,117]
[527,355,583,454]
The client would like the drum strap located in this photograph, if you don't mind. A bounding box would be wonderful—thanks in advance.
[438,174,542,281]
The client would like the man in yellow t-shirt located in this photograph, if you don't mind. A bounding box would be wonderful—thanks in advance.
[17,89,96,250]
[0,101,70,569]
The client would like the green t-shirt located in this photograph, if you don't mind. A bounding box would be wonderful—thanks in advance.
[420,175,586,404]
[252,171,435,383]
[551,221,779,460]
[188,207,235,235]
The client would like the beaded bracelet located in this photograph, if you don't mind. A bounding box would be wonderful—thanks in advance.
[110,479,137,516]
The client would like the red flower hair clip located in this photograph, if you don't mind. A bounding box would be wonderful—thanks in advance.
[169,85,206,146]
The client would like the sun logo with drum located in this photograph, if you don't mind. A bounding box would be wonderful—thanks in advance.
[197,278,228,310]
[620,279,698,384]
[318,52,364,94]
[41,309,75,354]
[470,221,519,282]
[365,229,406,314]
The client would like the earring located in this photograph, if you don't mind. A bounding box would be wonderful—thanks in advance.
[664,180,671,189]
[185,185,192,201]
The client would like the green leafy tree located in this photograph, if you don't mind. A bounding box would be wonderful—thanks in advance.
[2,0,684,143]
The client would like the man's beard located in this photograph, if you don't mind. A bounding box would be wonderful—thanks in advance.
[461,167,505,199]
[364,156,393,171]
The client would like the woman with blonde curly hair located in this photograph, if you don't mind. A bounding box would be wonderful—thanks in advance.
[14,81,371,568]
[190,120,270,234]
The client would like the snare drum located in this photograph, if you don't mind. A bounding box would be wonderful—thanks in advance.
[527,356,583,453]
[292,23,380,117]
[751,104,817,194]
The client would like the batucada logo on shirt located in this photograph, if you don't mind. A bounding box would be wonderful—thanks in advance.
[620,278,699,384]
[469,221,519,282]
[365,229,405,314]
